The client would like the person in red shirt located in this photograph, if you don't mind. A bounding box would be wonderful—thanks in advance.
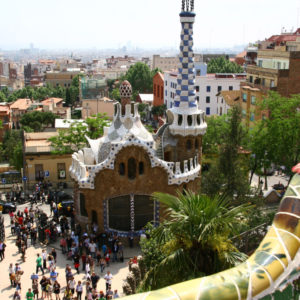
[18,216,23,225]
[24,207,28,217]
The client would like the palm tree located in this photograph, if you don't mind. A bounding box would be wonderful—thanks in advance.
[140,191,249,290]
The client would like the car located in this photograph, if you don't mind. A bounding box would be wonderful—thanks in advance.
[0,200,16,214]
[57,200,74,216]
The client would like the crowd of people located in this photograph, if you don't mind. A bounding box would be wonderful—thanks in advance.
[2,189,126,300]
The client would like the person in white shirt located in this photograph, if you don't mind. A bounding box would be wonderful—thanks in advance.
[42,250,47,269]
[89,242,97,259]
[104,271,113,292]
[76,280,83,300]
[68,276,76,296]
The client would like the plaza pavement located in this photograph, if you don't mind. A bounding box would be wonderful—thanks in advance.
[0,202,140,299]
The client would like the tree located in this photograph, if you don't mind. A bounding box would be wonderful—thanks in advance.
[11,142,23,171]
[20,111,58,132]
[201,106,250,199]
[0,91,6,102]
[1,130,22,165]
[139,191,249,291]
[49,113,110,154]
[207,56,244,73]
[124,63,153,99]
[259,92,300,180]
[110,88,120,101]
[151,105,166,117]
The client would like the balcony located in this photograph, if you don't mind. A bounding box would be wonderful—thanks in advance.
[246,65,289,78]
[240,81,277,93]
[25,145,53,153]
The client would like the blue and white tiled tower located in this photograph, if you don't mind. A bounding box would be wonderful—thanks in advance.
[167,0,207,136]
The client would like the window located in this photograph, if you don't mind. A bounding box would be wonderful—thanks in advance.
[242,93,247,102]
[165,81,168,86]
[196,86,199,92]
[196,96,199,102]
[206,86,211,92]
[139,162,144,175]
[250,112,255,122]
[258,60,263,67]
[186,140,192,150]
[35,164,44,181]
[80,194,88,217]
[165,90,167,97]
[251,96,256,105]
[157,85,160,97]
[249,76,253,83]
[128,158,136,180]
[229,86,233,91]
[206,96,210,103]
[242,109,246,117]
[196,70,201,76]
[178,114,183,126]
[262,78,265,86]
[91,210,98,224]
[270,80,275,88]
[283,62,286,69]
[119,163,125,176]
[218,86,222,92]
[220,107,223,116]
[206,107,210,115]
[161,86,163,99]
[187,115,193,126]
[195,139,199,149]
[153,84,156,96]
[57,163,66,179]
[277,62,281,69]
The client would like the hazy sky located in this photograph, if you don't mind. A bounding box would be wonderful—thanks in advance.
[1,0,300,50]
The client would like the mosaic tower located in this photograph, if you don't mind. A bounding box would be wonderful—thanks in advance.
[167,0,205,136]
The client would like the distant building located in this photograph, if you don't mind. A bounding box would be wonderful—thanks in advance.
[10,98,33,129]
[152,54,203,71]
[164,71,246,116]
[41,98,71,119]
[153,72,164,106]
[24,132,73,188]
[136,94,153,105]
[0,103,12,141]
[81,97,116,119]
[45,69,83,88]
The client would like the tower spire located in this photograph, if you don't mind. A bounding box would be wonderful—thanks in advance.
[167,0,206,136]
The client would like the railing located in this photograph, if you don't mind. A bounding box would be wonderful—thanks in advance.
[25,146,53,153]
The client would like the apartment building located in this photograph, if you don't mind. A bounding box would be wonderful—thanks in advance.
[164,69,246,116]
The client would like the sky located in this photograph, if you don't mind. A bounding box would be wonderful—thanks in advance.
[1,0,300,51]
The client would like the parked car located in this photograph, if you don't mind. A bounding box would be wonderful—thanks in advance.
[0,200,16,213]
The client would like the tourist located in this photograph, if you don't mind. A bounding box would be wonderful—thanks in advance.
[68,276,76,296]
[40,275,48,299]
[60,236,67,254]
[113,290,120,298]
[91,272,100,290]
[85,281,92,298]
[104,271,113,292]
[100,257,106,273]
[73,252,80,274]
[13,290,21,300]
[51,248,57,263]
[63,286,73,300]
[89,241,97,259]
[36,253,44,275]
[9,263,14,286]
[26,288,34,300]
[46,278,53,300]
[50,267,58,283]
[81,252,86,271]
[91,289,99,299]
[76,280,83,300]
[99,291,106,300]
[0,240,6,260]
[32,279,39,299]
[42,249,47,270]
[53,280,61,300]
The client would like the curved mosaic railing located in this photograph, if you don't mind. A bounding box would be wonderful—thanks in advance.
[123,165,300,300]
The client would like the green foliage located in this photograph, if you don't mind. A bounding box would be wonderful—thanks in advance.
[151,105,166,116]
[139,191,249,291]
[110,88,120,101]
[49,113,110,154]
[202,106,250,199]
[20,111,58,132]
[0,91,6,102]
[0,130,23,169]
[207,56,244,74]
[258,92,300,177]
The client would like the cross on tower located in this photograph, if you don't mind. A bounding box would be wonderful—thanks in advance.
[182,0,194,12]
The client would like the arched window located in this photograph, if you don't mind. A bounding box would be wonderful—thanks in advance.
[178,114,183,126]
[119,163,125,176]
[139,162,144,175]
[186,140,192,151]
[128,158,136,180]
[187,115,193,126]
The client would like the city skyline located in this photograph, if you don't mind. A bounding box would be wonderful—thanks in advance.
[1,0,300,51]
